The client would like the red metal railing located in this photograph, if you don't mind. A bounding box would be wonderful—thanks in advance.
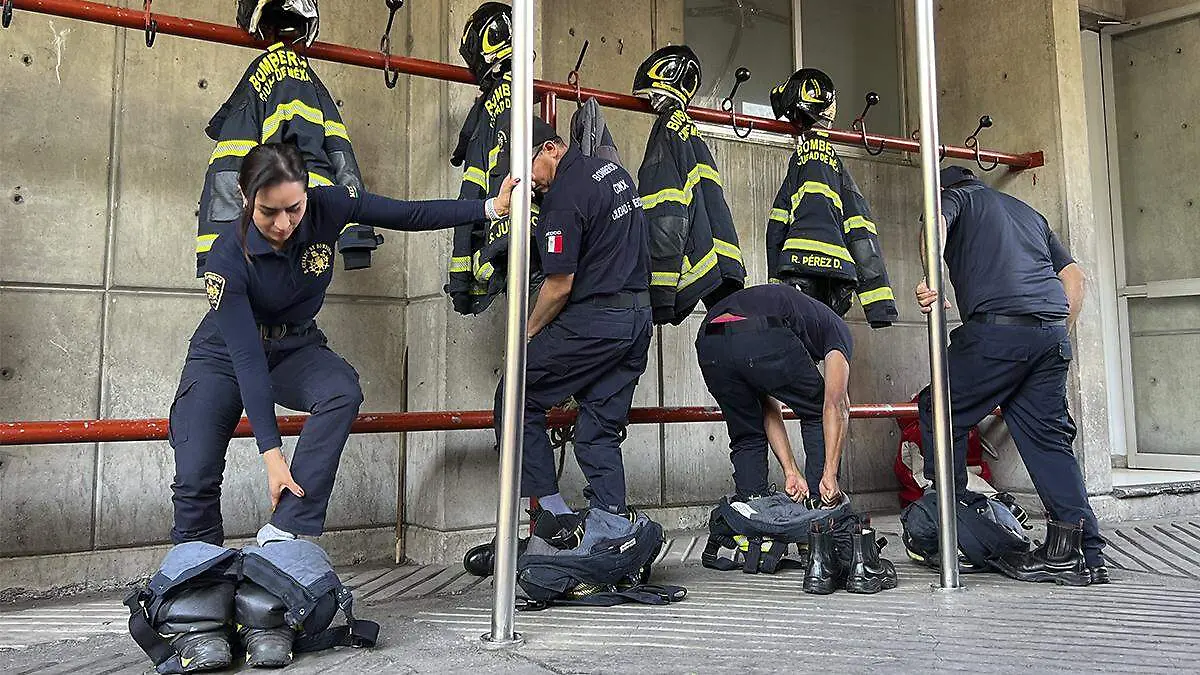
[6,0,1043,169]
[0,403,921,446]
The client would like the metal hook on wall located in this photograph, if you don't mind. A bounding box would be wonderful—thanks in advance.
[964,114,998,171]
[721,67,753,139]
[2,0,14,29]
[143,0,157,47]
[852,91,885,156]
[909,127,947,161]
[567,40,589,106]
[380,0,405,89]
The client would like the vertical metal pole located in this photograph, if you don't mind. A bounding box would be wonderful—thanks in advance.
[482,0,534,648]
[914,0,960,589]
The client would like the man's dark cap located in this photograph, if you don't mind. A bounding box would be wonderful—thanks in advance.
[940,165,977,188]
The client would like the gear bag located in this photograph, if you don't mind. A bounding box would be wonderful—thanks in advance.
[516,510,687,610]
[125,542,242,674]
[703,493,857,574]
[901,490,1030,572]
[127,541,378,673]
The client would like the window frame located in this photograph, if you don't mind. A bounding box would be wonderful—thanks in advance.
[690,0,911,163]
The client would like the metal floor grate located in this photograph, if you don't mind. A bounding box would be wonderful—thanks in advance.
[1101,521,1200,579]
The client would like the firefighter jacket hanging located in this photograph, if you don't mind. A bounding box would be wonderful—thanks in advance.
[766,132,899,327]
[637,108,746,325]
[445,73,541,315]
[196,42,380,277]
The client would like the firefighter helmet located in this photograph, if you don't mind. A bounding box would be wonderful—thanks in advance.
[460,2,513,87]
[633,45,702,112]
[771,68,837,130]
[236,0,320,48]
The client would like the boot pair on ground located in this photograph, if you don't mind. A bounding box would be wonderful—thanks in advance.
[170,625,293,672]
[464,508,588,576]
[804,523,898,595]
[993,519,1110,586]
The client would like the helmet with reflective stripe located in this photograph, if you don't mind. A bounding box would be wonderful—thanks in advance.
[633,45,702,111]
[460,2,513,87]
[236,0,321,48]
[771,68,837,130]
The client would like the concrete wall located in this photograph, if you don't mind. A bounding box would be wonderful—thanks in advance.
[1,0,1134,585]
[1125,0,1198,17]
[1110,15,1200,459]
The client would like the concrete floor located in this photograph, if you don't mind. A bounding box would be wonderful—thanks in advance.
[2,516,1200,674]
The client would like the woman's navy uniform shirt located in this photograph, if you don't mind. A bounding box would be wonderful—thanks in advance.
[200,185,486,452]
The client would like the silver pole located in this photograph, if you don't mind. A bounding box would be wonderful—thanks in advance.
[483,0,534,647]
[914,0,960,589]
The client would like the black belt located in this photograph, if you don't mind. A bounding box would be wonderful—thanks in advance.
[970,313,1066,327]
[258,320,315,340]
[587,291,651,309]
[704,316,786,335]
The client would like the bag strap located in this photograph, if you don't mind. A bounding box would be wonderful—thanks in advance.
[519,584,688,611]
[124,588,187,675]
[294,585,379,653]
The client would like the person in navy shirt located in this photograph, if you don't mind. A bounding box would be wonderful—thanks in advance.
[695,284,853,504]
[170,143,514,547]
[915,165,1105,585]
[496,118,652,547]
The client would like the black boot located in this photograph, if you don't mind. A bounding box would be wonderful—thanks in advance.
[992,520,1091,586]
[843,528,884,594]
[863,528,898,591]
[169,630,232,672]
[804,524,838,595]
[238,626,294,668]
[1089,563,1111,585]
[531,509,585,550]
[463,536,530,577]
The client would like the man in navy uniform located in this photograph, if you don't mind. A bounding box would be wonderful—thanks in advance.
[694,284,853,504]
[915,165,1106,585]
[496,118,652,543]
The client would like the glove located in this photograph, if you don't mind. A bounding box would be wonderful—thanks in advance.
[652,306,675,325]
[869,320,893,329]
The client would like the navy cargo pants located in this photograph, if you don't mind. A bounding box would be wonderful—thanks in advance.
[168,319,362,545]
[494,300,652,514]
[695,318,828,499]
[918,318,1105,565]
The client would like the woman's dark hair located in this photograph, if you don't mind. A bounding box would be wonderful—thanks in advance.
[237,143,308,261]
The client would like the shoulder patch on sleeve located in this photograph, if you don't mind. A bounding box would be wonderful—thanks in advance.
[204,272,226,310]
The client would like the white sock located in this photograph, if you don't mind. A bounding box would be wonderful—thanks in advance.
[256,522,296,547]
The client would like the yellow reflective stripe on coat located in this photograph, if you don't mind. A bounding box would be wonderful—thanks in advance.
[713,238,743,264]
[196,234,218,253]
[261,99,325,141]
[308,172,333,187]
[769,207,790,223]
[449,256,472,273]
[209,139,258,164]
[641,165,704,209]
[678,247,717,290]
[476,261,495,282]
[488,144,501,172]
[462,167,487,189]
[789,181,843,213]
[858,287,896,306]
[651,271,681,286]
[324,120,350,142]
[844,215,878,235]
[696,163,722,186]
[782,237,853,263]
